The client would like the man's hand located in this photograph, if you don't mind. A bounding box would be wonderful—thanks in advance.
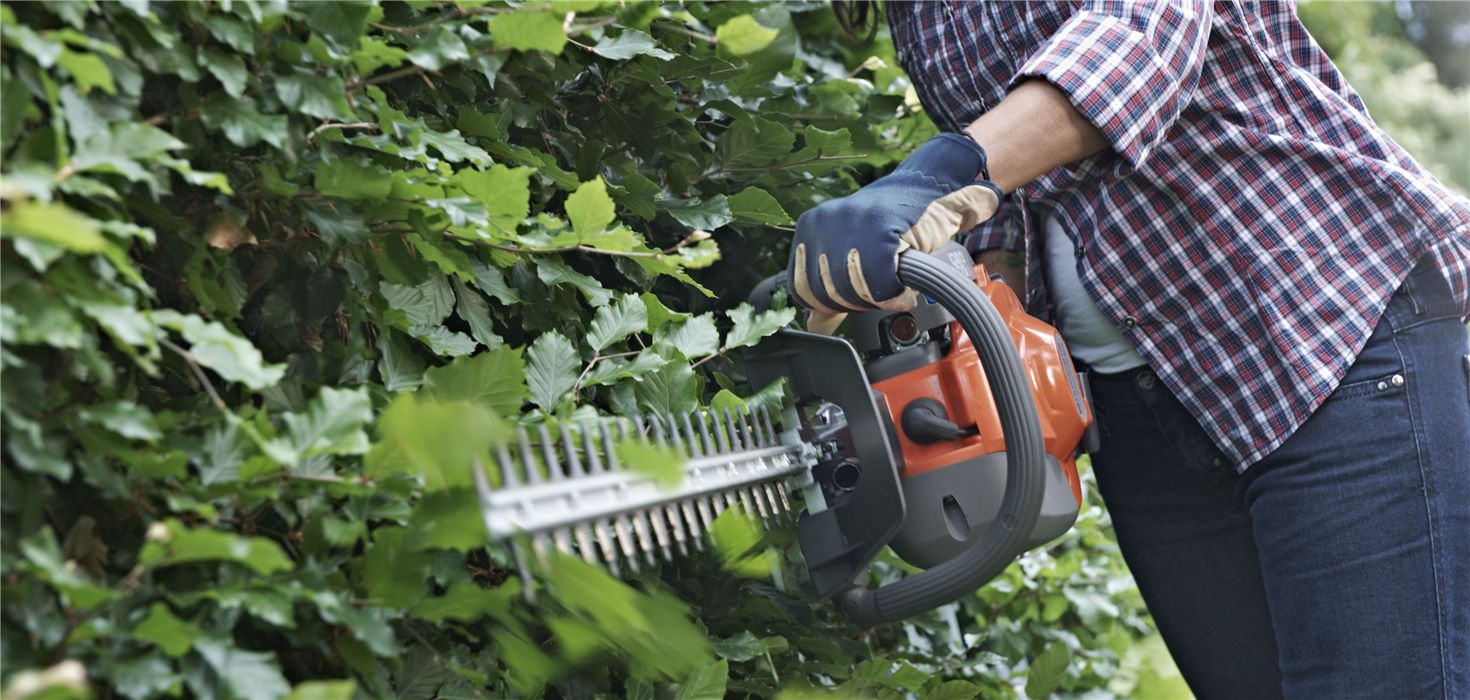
[786,133,1003,333]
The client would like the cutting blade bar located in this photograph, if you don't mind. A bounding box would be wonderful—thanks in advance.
[475,408,810,577]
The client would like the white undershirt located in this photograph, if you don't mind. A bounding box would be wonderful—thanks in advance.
[1042,214,1148,374]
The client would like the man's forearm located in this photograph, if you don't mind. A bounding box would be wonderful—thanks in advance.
[963,79,1109,193]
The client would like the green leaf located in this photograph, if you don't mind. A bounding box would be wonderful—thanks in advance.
[19,529,117,610]
[591,29,675,61]
[454,164,533,230]
[367,393,509,491]
[422,346,527,415]
[583,349,668,386]
[926,680,981,700]
[200,94,288,149]
[377,330,427,392]
[284,681,356,700]
[452,278,503,349]
[139,520,294,575]
[380,277,455,327]
[199,47,248,98]
[661,315,719,359]
[709,507,768,578]
[278,386,373,460]
[724,303,796,350]
[82,401,161,440]
[314,158,392,200]
[616,439,685,489]
[471,259,521,305]
[526,331,580,411]
[675,659,729,700]
[1,200,105,252]
[566,176,616,236]
[134,603,199,658]
[57,49,115,95]
[194,637,292,700]
[716,15,778,56]
[411,581,515,624]
[535,258,612,307]
[729,187,793,226]
[660,194,731,231]
[418,127,491,166]
[642,293,692,329]
[634,363,699,415]
[718,117,794,166]
[153,310,287,390]
[277,72,354,120]
[488,11,567,54]
[1024,643,1070,700]
[407,26,469,71]
[296,1,373,45]
[357,526,431,608]
[587,293,648,351]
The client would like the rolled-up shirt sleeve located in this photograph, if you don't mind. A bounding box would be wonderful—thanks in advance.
[1012,1,1212,171]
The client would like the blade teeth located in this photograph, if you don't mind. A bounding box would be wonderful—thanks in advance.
[712,410,732,454]
[772,482,794,518]
[633,414,649,440]
[594,520,621,576]
[681,500,706,550]
[698,411,719,455]
[649,414,669,446]
[695,496,717,532]
[664,412,686,452]
[666,503,690,556]
[573,524,599,565]
[561,424,586,477]
[722,408,742,451]
[683,413,705,457]
[582,426,605,474]
[600,421,620,471]
[738,408,759,447]
[517,426,542,484]
[629,511,657,566]
[645,507,673,562]
[612,515,640,573]
[552,528,574,555]
[495,442,519,488]
[538,424,563,482]
[757,405,777,445]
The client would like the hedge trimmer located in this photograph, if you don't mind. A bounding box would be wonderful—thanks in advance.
[476,244,1099,626]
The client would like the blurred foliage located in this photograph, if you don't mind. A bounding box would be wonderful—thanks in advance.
[1300,0,1470,193]
[2,1,1455,699]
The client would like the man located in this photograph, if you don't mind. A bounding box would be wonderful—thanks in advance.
[789,2,1470,698]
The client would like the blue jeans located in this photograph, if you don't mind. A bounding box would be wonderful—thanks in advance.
[1085,256,1470,699]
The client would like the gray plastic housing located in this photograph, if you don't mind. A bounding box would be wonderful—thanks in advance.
[888,453,1079,569]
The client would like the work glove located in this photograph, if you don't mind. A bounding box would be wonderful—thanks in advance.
[787,132,1003,334]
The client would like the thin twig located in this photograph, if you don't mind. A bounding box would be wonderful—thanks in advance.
[720,153,868,174]
[159,337,227,412]
[307,121,380,146]
[572,349,643,397]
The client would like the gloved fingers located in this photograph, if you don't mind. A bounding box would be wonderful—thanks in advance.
[805,310,848,335]
[899,183,1002,253]
[816,253,864,312]
[848,249,919,312]
[790,244,848,316]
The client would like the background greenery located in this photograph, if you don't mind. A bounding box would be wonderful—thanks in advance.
[2,2,1462,699]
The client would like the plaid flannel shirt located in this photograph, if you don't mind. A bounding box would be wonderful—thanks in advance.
[887,1,1470,469]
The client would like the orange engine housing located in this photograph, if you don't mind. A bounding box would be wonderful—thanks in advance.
[870,265,1089,505]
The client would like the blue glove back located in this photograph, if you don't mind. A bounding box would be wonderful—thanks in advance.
[786,132,1003,325]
